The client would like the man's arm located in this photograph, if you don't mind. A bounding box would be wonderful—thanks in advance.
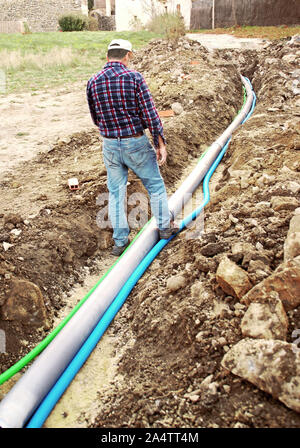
[86,80,99,127]
[136,76,166,153]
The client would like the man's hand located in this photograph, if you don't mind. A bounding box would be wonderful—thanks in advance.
[156,135,167,166]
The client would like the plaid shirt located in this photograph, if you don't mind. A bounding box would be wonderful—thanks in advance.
[86,61,165,148]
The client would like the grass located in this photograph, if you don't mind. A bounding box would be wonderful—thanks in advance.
[190,25,300,40]
[0,30,161,94]
[1,26,299,94]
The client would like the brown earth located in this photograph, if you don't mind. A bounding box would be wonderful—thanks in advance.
[0,35,300,428]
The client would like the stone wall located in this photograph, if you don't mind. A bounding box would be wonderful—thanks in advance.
[191,0,300,30]
[0,20,24,33]
[0,0,87,32]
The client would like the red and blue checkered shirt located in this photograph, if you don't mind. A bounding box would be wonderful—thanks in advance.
[86,61,165,148]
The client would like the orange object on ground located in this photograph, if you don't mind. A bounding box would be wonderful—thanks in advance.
[158,110,174,118]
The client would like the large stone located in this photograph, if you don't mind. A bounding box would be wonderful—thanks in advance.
[271,196,299,212]
[171,102,184,115]
[241,256,300,310]
[216,256,252,299]
[241,299,288,340]
[1,279,49,329]
[221,338,300,413]
[166,274,187,292]
[284,214,300,262]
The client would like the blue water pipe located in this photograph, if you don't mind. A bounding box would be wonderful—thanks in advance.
[26,80,256,429]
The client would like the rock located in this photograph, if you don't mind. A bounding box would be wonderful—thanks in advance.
[3,242,13,251]
[287,181,300,195]
[1,279,49,329]
[271,196,299,212]
[0,232,10,242]
[223,385,230,393]
[4,213,23,226]
[171,102,184,115]
[284,214,300,261]
[242,249,271,267]
[213,299,231,318]
[282,54,297,64]
[221,338,300,413]
[166,274,186,292]
[10,229,22,236]
[248,260,272,277]
[241,299,288,340]
[231,242,255,262]
[194,254,210,272]
[242,256,300,311]
[289,35,300,46]
[248,259,272,281]
[229,213,239,224]
[234,422,250,428]
[216,256,252,299]
[201,242,227,257]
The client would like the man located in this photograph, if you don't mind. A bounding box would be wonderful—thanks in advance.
[87,39,179,256]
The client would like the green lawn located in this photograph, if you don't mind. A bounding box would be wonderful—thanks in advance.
[0,30,160,94]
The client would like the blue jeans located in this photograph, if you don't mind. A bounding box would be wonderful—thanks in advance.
[102,134,170,247]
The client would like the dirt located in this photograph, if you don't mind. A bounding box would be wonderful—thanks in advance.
[0,35,300,428]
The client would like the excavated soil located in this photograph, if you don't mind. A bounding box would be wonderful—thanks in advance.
[0,36,300,428]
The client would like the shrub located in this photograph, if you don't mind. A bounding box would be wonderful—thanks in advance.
[147,12,185,41]
[129,16,144,32]
[58,13,88,32]
[22,22,32,34]
[88,15,99,31]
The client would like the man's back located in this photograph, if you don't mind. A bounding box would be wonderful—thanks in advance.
[87,61,164,148]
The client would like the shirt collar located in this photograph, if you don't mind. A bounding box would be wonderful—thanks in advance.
[105,61,127,69]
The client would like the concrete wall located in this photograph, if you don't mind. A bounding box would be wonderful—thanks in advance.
[115,0,192,31]
[191,0,300,30]
[0,0,88,32]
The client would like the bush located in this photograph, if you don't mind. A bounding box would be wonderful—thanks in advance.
[147,12,186,41]
[58,13,88,32]
[129,16,144,32]
[88,16,99,31]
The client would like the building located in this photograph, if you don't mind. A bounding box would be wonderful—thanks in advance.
[0,0,88,33]
[114,0,192,31]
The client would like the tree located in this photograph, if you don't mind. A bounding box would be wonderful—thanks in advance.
[88,0,94,11]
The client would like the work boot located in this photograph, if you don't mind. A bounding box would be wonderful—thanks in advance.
[159,221,180,239]
[111,240,130,256]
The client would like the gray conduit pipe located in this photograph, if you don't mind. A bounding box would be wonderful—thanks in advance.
[0,75,254,428]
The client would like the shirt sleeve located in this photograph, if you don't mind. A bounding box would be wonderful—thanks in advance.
[86,79,99,127]
[136,76,166,148]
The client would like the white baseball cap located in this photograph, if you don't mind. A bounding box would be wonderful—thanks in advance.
[107,39,133,52]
